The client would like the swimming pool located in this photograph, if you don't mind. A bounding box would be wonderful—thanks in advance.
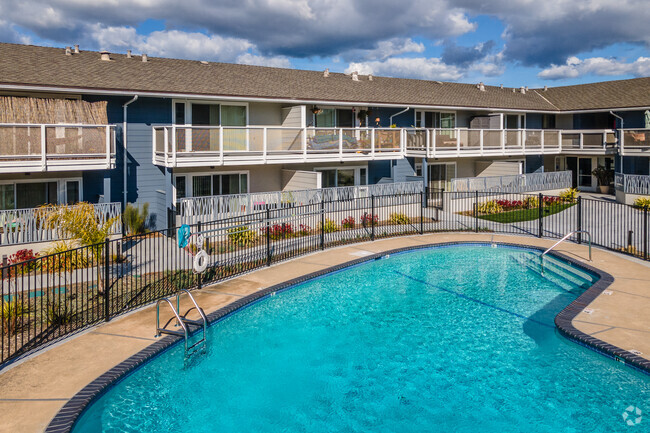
[70,244,649,432]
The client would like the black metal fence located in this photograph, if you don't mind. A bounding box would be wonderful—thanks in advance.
[1,191,648,366]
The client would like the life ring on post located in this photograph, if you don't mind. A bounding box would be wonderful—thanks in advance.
[193,250,209,273]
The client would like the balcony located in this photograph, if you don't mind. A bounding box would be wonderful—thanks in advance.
[152,126,617,167]
[152,126,402,167]
[621,129,650,156]
[0,124,116,172]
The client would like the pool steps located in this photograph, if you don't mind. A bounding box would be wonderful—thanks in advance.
[156,289,207,356]
[510,254,596,292]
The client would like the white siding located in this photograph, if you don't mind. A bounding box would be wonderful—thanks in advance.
[475,160,522,177]
[282,169,321,190]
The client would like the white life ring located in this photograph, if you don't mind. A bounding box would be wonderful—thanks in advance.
[193,250,209,273]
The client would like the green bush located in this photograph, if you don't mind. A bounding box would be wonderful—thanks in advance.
[123,203,149,235]
[46,302,75,326]
[633,197,650,210]
[559,188,579,203]
[476,200,503,214]
[1,300,27,335]
[320,218,339,233]
[389,212,411,224]
[523,196,539,208]
[228,226,257,246]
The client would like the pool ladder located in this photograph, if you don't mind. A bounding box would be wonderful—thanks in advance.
[156,289,207,356]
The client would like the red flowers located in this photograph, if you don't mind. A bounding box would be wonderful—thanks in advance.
[262,223,293,239]
[8,249,38,265]
[341,216,356,228]
[360,213,378,224]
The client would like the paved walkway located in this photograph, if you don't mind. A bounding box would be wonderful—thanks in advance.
[0,233,648,433]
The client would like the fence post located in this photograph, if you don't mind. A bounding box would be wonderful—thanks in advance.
[320,199,325,249]
[197,221,203,289]
[420,191,424,234]
[538,193,543,238]
[577,197,582,244]
[266,208,271,265]
[643,207,648,260]
[103,238,111,322]
[371,194,376,241]
[474,191,478,233]
[424,186,429,209]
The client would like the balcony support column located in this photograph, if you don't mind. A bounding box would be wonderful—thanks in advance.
[40,125,46,171]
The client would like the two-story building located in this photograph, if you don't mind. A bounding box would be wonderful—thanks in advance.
[0,42,648,230]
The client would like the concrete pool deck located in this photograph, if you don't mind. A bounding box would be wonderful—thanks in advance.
[0,233,648,433]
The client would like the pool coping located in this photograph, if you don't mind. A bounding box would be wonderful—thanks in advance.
[44,240,648,433]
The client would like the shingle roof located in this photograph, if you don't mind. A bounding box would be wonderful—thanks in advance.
[1,42,649,112]
[535,77,650,111]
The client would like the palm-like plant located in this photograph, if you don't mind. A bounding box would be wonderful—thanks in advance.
[123,203,149,235]
[2,300,27,335]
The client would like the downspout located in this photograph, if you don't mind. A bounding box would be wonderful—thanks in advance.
[389,106,410,127]
[610,111,623,174]
[122,95,138,210]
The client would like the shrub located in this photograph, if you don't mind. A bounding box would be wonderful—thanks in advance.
[41,241,90,273]
[494,199,523,211]
[341,216,356,228]
[298,224,311,236]
[477,200,503,214]
[1,300,27,335]
[389,212,411,224]
[7,249,39,274]
[320,219,339,233]
[633,197,650,210]
[542,196,562,207]
[46,302,75,326]
[262,223,294,240]
[360,213,378,225]
[123,203,149,235]
[228,226,257,246]
[523,196,539,208]
[592,166,613,186]
[559,188,579,203]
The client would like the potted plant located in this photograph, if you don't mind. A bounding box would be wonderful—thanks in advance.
[592,166,613,193]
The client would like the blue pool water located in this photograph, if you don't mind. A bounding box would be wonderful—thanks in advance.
[72,245,649,433]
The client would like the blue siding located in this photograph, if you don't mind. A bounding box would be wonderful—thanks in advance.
[618,110,646,129]
[622,156,650,175]
[392,158,416,182]
[526,114,542,129]
[369,107,414,128]
[368,160,392,184]
[525,155,544,173]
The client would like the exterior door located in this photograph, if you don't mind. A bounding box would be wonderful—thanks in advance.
[566,157,578,188]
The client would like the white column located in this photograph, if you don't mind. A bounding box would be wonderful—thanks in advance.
[40,125,46,171]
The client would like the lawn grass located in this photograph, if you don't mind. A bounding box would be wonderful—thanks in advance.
[477,203,575,223]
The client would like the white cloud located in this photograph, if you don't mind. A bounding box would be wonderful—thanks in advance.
[0,20,31,44]
[346,58,463,81]
[236,52,291,68]
[342,38,425,62]
[538,56,650,79]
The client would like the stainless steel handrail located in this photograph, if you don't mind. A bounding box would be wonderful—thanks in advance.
[156,298,189,352]
[542,230,592,261]
[176,288,208,339]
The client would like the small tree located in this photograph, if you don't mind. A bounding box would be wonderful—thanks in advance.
[123,203,149,235]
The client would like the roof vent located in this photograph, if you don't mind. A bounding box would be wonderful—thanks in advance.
[142,53,148,62]
[543,85,548,91]
[520,86,526,94]
[200,60,209,65]
[368,74,373,81]
[351,71,359,81]
[434,80,443,85]
[74,44,79,54]
[512,88,516,93]
[65,46,72,56]
[477,82,485,91]
[323,68,330,77]
[100,51,111,61]
[126,50,132,59]
[525,86,529,91]
[500,84,504,89]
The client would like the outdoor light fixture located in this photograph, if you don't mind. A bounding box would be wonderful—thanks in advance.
[312,106,323,115]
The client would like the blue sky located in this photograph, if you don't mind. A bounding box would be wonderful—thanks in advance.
[1,0,650,88]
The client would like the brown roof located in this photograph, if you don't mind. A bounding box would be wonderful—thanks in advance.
[535,77,650,111]
[1,42,649,112]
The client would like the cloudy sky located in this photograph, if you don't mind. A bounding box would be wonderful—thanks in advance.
[1,0,650,87]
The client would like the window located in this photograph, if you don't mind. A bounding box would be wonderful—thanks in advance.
[16,182,57,209]
[315,109,336,127]
[317,167,367,187]
[65,180,80,204]
[415,164,423,177]
[542,114,556,129]
[175,176,187,200]
[188,173,248,197]
[505,114,525,129]
[415,111,456,129]
[0,184,14,210]
[428,163,456,191]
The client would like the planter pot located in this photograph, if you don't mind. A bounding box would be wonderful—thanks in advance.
[599,185,610,194]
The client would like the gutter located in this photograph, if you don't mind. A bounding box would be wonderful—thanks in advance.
[122,95,138,210]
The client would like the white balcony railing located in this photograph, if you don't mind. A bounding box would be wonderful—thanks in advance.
[0,124,116,172]
[0,202,122,246]
[450,171,573,193]
[152,126,616,167]
[615,173,650,195]
[178,181,423,225]
[620,129,650,155]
